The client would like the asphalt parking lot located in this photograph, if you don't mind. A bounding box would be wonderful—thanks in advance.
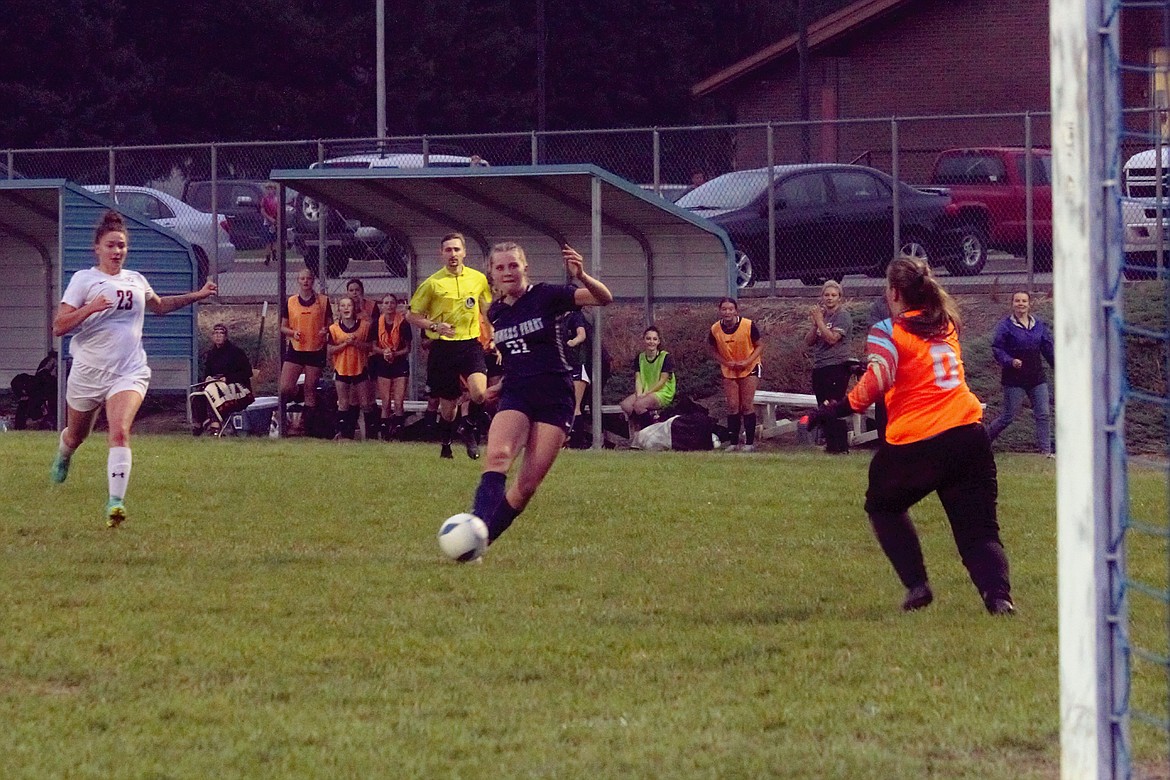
[211,252,1048,304]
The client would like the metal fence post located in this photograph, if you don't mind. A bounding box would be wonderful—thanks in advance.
[5,151,12,179]
[108,148,116,194]
[652,128,661,197]
[210,143,219,283]
[890,119,900,259]
[766,123,776,297]
[422,136,429,167]
[317,141,328,298]
[531,131,539,165]
[1025,112,1035,292]
[590,175,604,450]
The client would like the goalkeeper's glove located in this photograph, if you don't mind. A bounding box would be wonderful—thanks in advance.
[806,398,853,431]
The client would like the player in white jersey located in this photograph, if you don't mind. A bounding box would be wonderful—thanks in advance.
[50,210,217,527]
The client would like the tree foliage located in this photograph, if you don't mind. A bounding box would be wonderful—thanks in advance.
[0,0,855,148]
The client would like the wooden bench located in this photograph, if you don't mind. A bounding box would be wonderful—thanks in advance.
[752,390,879,446]
[399,400,623,416]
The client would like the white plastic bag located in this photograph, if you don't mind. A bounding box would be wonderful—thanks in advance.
[631,415,679,451]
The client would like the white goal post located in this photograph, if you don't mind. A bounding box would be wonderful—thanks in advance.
[1051,1,1129,778]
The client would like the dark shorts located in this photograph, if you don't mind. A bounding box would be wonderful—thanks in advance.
[486,350,504,381]
[369,355,410,380]
[427,339,487,400]
[284,347,327,369]
[335,371,367,385]
[865,423,999,526]
[497,373,575,434]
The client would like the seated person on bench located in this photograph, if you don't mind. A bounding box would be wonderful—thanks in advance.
[619,325,676,438]
[191,323,255,435]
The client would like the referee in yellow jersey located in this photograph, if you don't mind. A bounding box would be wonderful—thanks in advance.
[406,233,493,459]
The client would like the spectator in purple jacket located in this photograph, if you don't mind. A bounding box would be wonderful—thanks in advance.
[986,291,1055,455]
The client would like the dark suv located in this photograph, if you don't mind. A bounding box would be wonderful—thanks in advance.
[677,164,984,288]
[182,180,278,252]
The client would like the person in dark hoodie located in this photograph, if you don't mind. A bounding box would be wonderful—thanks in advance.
[985,291,1055,456]
[192,323,255,435]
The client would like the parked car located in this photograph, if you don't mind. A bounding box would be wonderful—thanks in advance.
[676,164,983,288]
[85,185,235,285]
[929,147,1053,270]
[292,151,488,278]
[182,179,291,252]
[639,183,692,203]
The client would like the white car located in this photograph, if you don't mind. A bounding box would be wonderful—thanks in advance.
[85,185,236,283]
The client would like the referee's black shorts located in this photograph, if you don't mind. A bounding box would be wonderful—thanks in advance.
[426,338,487,400]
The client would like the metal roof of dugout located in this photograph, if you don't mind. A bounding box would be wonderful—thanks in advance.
[0,179,201,426]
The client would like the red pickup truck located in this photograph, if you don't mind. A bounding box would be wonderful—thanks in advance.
[928,147,1053,270]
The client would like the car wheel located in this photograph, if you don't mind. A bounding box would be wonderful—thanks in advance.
[193,247,210,288]
[899,236,931,263]
[377,236,411,277]
[297,196,320,228]
[734,251,755,289]
[944,226,988,276]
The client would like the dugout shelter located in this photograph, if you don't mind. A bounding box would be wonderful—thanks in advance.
[0,179,202,426]
[268,163,737,309]
[267,163,736,446]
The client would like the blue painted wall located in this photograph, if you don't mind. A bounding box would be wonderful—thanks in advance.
[60,185,199,384]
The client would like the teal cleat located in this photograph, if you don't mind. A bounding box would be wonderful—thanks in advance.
[50,453,71,484]
[105,497,127,529]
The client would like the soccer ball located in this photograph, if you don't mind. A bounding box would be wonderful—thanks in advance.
[437,513,489,563]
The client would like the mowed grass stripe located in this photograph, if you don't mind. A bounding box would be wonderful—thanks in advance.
[0,432,1164,778]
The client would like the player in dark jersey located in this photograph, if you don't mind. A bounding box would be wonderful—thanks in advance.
[466,242,613,552]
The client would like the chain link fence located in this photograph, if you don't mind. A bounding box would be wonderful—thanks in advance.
[2,110,1092,301]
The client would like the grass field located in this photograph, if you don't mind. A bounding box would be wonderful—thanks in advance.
[1,431,1166,779]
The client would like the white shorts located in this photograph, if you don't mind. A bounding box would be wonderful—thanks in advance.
[66,362,151,412]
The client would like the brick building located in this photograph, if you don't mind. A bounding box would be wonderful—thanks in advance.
[693,0,1159,181]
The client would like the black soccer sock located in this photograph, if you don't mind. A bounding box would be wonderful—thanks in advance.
[467,402,486,431]
[727,413,742,445]
[364,409,380,440]
[438,417,454,446]
[743,413,757,445]
[302,404,318,437]
[472,471,507,522]
[868,511,929,589]
[337,408,358,439]
[487,497,523,543]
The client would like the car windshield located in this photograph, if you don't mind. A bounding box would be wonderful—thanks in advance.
[676,171,769,211]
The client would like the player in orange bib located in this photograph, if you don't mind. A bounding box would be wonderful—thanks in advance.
[345,278,380,437]
[708,298,764,451]
[327,295,372,439]
[279,267,332,436]
[809,256,1014,616]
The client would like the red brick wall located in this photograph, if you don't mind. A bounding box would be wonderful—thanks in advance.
[722,0,1052,182]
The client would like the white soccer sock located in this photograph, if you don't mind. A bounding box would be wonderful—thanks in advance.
[108,447,132,500]
[58,428,77,457]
